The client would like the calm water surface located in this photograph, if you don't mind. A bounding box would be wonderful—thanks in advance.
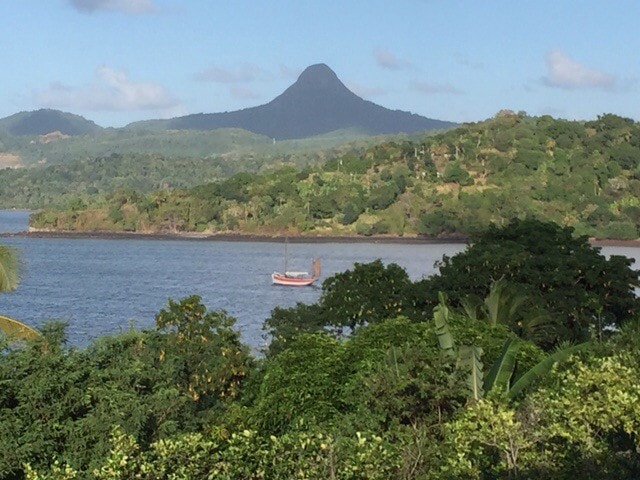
[2,211,638,349]
[0,211,468,349]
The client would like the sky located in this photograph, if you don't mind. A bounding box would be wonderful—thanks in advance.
[1,0,638,128]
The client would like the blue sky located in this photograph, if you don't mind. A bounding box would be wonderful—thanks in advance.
[1,0,638,127]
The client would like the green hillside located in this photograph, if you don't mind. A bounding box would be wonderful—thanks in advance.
[0,125,404,167]
[29,112,640,240]
[0,109,102,136]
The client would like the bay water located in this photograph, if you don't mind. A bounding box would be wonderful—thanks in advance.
[0,211,467,349]
[2,211,638,350]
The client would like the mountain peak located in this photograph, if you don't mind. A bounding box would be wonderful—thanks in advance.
[137,63,455,139]
[281,63,352,100]
[296,63,340,87]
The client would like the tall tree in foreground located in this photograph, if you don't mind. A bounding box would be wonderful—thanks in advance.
[416,218,640,348]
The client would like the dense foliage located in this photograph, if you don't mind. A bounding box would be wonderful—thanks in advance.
[0,124,402,171]
[0,296,252,478]
[0,128,409,209]
[26,112,640,239]
[1,220,639,479]
[416,218,640,346]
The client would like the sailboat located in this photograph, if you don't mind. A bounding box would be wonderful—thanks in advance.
[272,240,321,286]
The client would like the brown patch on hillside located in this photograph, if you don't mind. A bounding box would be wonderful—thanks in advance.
[0,153,22,169]
[39,131,70,144]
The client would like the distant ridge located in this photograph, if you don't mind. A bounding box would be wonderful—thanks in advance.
[0,65,455,140]
[0,109,103,136]
[129,64,456,139]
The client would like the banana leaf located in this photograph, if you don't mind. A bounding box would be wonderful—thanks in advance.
[458,345,484,400]
[509,341,589,399]
[485,336,520,394]
[434,295,456,360]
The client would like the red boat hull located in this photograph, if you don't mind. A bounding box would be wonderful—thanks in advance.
[271,272,317,286]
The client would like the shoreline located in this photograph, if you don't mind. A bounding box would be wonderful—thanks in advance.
[2,229,640,248]
[1,229,468,244]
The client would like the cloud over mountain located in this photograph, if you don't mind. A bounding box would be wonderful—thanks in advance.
[34,67,180,112]
[543,50,615,89]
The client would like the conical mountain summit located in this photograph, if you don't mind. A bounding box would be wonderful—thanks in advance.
[157,64,455,139]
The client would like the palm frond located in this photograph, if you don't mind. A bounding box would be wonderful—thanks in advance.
[0,314,41,341]
[460,295,482,321]
[484,278,529,326]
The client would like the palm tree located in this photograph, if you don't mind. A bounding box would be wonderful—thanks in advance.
[0,244,40,341]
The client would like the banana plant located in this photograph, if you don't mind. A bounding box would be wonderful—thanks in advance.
[434,294,484,400]
[434,293,588,401]
[484,335,519,395]
[507,341,587,398]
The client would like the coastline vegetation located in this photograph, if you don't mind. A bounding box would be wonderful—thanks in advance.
[22,111,640,240]
[2,219,640,479]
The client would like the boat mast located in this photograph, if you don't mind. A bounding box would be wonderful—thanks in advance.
[312,258,321,278]
[283,237,289,273]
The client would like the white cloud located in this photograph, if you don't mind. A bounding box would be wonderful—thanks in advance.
[543,50,615,89]
[194,64,264,84]
[374,48,411,70]
[411,81,464,95]
[34,67,180,112]
[69,0,155,14]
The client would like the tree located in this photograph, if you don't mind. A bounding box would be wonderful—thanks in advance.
[0,245,39,341]
[417,218,640,348]
[444,351,640,479]
[441,161,473,185]
[317,260,414,332]
[154,295,252,403]
[264,260,415,354]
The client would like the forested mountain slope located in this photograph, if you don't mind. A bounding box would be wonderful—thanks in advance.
[0,131,417,209]
[28,112,640,240]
